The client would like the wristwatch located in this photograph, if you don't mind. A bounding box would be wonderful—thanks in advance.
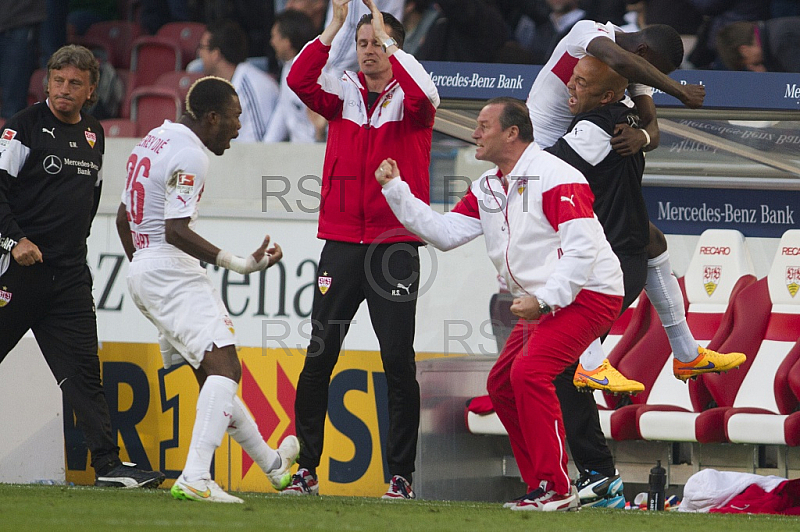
[381,36,397,52]
[537,298,552,316]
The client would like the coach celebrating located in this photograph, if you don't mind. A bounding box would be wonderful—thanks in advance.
[376,97,623,511]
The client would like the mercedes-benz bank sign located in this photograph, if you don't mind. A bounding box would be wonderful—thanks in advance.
[43,154,62,174]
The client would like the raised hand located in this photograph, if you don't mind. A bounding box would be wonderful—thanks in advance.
[362,0,388,41]
[332,0,351,25]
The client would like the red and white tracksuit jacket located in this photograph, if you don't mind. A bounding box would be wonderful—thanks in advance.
[381,142,623,308]
[287,37,439,244]
[383,142,623,495]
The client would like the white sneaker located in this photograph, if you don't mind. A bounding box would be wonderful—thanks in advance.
[511,484,579,512]
[171,474,244,503]
[267,435,300,491]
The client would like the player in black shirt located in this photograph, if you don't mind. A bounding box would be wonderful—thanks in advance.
[0,45,164,488]
[544,56,651,508]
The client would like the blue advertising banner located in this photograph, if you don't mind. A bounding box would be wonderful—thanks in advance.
[642,186,800,237]
[421,62,800,111]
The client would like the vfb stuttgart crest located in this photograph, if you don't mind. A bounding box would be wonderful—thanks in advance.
[787,266,800,298]
[703,265,721,296]
[318,273,332,295]
[0,287,11,307]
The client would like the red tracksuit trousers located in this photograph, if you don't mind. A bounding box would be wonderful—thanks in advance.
[487,289,622,495]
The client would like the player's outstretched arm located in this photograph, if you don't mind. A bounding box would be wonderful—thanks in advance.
[587,37,705,109]
[166,218,280,274]
[377,158,483,250]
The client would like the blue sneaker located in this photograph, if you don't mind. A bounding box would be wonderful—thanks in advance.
[590,493,626,509]
[575,470,625,508]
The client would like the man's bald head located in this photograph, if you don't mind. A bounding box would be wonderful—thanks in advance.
[567,56,628,115]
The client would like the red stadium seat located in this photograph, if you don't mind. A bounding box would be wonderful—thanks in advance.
[130,36,183,90]
[154,71,203,113]
[82,20,143,69]
[631,230,800,445]
[101,118,137,138]
[129,86,182,137]
[609,230,757,441]
[156,22,206,69]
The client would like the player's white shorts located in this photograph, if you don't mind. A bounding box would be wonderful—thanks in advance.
[127,249,238,369]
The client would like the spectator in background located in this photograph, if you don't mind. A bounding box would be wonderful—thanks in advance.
[580,0,628,26]
[686,0,769,69]
[415,0,507,63]
[716,18,800,73]
[263,9,324,143]
[202,0,276,75]
[0,0,46,119]
[638,0,702,36]
[198,19,279,142]
[528,0,587,65]
[400,0,438,56]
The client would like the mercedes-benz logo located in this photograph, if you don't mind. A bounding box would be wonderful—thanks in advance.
[43,154,62,174]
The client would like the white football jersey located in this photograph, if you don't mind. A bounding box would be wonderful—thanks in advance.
[121,120,209,254]
[527,20,652,149]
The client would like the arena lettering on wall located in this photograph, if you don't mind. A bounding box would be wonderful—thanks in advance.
[421,62,800,110]
[643,186,800,237]
[64,344,399,496]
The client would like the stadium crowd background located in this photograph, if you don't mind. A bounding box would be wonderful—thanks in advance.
[1,0,799,130]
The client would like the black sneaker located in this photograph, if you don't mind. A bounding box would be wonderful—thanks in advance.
[575,469,624,508]
[95,462,166,488]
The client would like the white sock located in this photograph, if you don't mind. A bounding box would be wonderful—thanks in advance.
[665,321,699,363]
[645,251,698,363]
[578,338,605,371]
[226,395,281,472]
[182,375,238,482]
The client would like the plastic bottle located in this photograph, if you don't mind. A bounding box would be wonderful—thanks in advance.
[648,460,666,511]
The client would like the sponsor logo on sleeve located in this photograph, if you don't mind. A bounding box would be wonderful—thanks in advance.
[702,265,721,296]
[0,128,17,147]
[176,173,196,195]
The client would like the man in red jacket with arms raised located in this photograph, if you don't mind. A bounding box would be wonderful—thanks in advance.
[286,0,439,499]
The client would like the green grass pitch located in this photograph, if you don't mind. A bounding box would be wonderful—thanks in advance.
[1,484,799,531]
